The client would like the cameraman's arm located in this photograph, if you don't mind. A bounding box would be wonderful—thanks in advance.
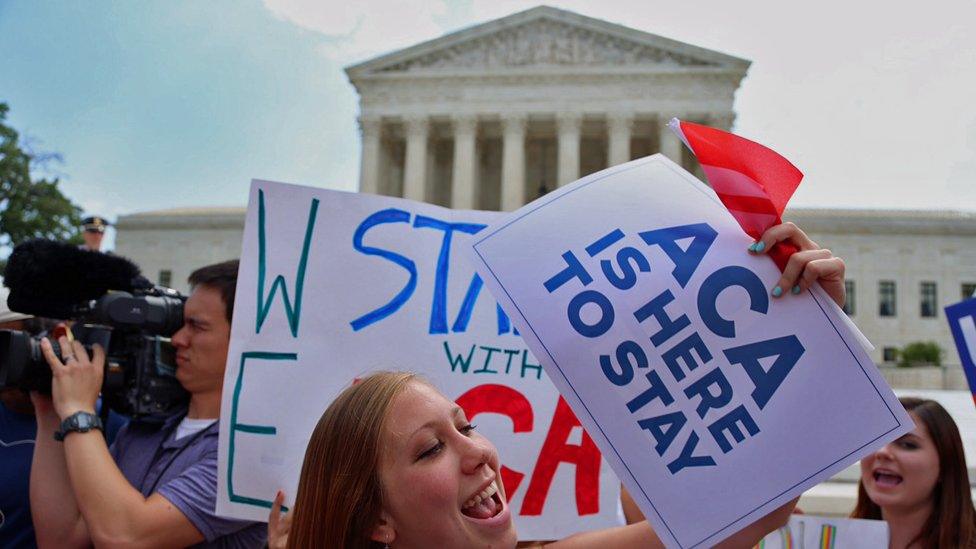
[29,393,90,548]
[41,337,206,547]
[62,430,206,547]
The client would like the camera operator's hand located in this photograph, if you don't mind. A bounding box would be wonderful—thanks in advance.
[40,336,105,420]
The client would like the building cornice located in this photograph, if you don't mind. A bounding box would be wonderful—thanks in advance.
[116,207,246,231]
[785,208,976,236]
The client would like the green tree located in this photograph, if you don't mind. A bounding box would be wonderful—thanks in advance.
[897,341,943,368]
[0,102,83,269]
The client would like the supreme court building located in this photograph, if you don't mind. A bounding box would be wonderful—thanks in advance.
[345,5,747,211]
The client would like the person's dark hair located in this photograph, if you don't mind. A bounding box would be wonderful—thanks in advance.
[188,259,239,323]
[288,371,418,549]
[852,397,976,548]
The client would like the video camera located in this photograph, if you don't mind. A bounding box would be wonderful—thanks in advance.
[0,239,190,420]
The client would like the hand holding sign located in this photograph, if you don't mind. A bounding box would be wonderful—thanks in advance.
[267,491,291,549]
[750,223,846,307]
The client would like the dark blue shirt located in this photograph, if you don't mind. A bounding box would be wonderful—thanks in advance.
[0,399,126,549]
[0,400,38,549]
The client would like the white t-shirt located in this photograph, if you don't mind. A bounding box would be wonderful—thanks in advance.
[174,417,216,440]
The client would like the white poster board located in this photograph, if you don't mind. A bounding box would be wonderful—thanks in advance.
[216,180,621,540]
[756,516,888,548]
[467,155,913,548]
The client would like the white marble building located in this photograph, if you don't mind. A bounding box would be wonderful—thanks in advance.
[114,207,245,292]
[344,6,748,209]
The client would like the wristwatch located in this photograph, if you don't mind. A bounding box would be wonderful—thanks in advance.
[54,411,104,441]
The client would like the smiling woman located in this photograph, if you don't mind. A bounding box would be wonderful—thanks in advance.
[279,371,797,549]
[853,397,976,548]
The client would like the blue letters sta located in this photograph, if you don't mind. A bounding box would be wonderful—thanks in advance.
[349,208,520,337]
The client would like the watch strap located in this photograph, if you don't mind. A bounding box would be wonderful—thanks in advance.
[54,411,104,441]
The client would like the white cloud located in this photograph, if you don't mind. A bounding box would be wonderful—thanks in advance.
[262,0,976,210]
[262,0,450,62]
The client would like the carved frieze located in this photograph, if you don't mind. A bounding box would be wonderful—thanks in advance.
[377,19,716,73]
[357,74,736,110]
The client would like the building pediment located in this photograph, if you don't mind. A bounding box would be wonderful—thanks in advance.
[346,6,749,80]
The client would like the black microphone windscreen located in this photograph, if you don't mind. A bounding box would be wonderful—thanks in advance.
[2,239,142,318]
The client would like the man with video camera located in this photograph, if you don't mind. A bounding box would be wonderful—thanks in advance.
[29,260,266,547]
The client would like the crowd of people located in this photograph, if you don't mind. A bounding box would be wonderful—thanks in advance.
[1,220,973,548]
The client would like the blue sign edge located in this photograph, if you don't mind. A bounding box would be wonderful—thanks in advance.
[944,298,976,395]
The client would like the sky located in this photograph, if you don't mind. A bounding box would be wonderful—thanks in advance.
[2,0,975,250]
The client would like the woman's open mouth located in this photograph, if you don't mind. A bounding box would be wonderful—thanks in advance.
[461,480,504,520]
[873,470,903,487]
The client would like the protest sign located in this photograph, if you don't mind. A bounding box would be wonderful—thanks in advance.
[216,180,621,539]
[467,154,913,547]
[754,516,888,549]
[945,297,976,407]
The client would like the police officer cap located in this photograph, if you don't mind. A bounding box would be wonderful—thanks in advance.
[82,216,110,233]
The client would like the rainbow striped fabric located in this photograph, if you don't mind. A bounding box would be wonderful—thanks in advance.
[820,523,837,549]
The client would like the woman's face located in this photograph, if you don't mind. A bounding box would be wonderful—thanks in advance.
[860,412,940,513]
[374,381,516,548]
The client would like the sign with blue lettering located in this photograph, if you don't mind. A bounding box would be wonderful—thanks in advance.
[216,180,621,539]
[945,297,976,408]
[467,155,913,548]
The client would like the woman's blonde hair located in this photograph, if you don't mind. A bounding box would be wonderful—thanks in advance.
[288,371,418,549]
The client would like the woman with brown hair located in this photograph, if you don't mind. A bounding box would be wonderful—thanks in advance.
[278,371,796,548]
[853,397,976,548]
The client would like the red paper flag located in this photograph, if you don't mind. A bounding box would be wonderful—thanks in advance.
[668,118,802,271]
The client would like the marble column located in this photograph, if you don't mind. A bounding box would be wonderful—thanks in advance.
[606,112,633,167]
[501,113,527,211]
[358,115,382,195]
[709,112,736,132]
[451,115,478,210]
[556,112,582,187]
[658,113,684,164]
[403,115,429,202]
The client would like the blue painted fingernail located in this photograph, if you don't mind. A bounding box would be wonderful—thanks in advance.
[772,286,783,297]
[754,241,766,253]
[748,242,757,252]
[791,285,801,295]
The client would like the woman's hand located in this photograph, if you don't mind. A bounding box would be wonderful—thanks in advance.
[749,222,846,308]
[268,490,292,549]
[39,336,104,420]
